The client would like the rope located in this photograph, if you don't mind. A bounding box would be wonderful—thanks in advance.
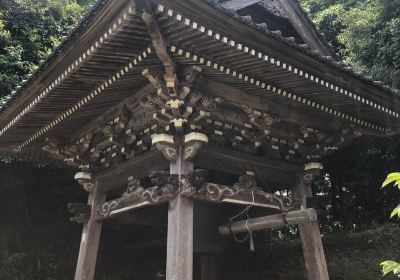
[228,191,255,247]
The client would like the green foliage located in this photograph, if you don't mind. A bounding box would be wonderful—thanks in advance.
[382,173,400,189]
[379,172,400,277]
[301,0,400,88]
[0,0,94,98]
[381,260,400,277]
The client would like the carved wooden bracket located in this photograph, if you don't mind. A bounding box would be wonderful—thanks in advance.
[303,162,323,185]
[74,172,94,192]
[67,203,91,224]
[152,132,208,161]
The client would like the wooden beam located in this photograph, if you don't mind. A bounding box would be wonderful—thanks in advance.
[0,0,133,131]
[219,208,317,236]
[195,183,300,211]
[195,144,300,186]
[160,0,400,112]
[166,146,194,280]
[293,167,329,280]
[95,184,173,221]
[74,179,106,280]
[70,83,156,141]
[96,149,169,192]
[141,10,176,77]
[199,79,342,132]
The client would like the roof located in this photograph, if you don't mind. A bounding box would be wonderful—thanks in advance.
[0,0,398,167]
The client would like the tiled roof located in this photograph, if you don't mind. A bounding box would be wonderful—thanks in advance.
[202,0,400,97]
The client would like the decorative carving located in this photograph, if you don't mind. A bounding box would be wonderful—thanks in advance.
[42,138,64,159]
[196,183,299,212]
[122,177,144,197]
[156,143,178,160]
[152,132,208,161]
[74,172,94,192]
[142,69,161,89]
[234,173,260,191]
[303,162,323,184]
[183,66,202,85]
[183,132,208,160]
[97,179,179,219]
[67,203,91,224]
[98,199,122,218]
[198,183,241,201]
[152,134,177,160]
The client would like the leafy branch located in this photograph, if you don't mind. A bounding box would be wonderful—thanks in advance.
[380,172,400,277]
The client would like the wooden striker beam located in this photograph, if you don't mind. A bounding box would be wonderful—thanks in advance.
[219,208,317,236]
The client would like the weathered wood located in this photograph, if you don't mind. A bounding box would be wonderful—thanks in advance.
[195,182,300,211]
[96,175,179,221]
[298,222,329,280]
[166,146,194,280]
[219,208,317,236]
[166,194,193,280]
[199,79,342,132]
[74,180,106,280]
[95,186,174,221]
[96,149,169,192]
[275,0,333,57]
[195,144,300,186]
[200,255,217,280]
[294,166,329,280]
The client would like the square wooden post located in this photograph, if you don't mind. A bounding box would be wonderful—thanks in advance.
[294,163,329,280]
[74,174,106,280]
[166,145,194,280]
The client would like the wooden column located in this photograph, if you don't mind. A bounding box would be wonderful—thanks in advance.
[200,254,217,280]
[74,173,106,280]
[294,163,329,280]
[166,145,194,280]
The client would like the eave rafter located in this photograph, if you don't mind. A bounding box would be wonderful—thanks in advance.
[0,2,141,142]
[4,0,398,175]
[32,2,378,170]
[154,4,399,131]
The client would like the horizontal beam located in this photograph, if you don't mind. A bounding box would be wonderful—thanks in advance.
[195,183,300,212]
[95,178,300,221]
[200,79,342,132]
[96,184,175,221]
[96,149,169,192]
[219,208,317,235]
[195,144,300,186]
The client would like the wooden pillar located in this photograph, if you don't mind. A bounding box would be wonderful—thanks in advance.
[294,163,329,280]
[200,254,217,280]
[74,173,106,280]
[166,145,194,280]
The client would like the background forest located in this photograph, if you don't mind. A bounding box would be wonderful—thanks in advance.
[0,0,399,279]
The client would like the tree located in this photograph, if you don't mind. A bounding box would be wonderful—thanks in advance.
[301,0,400,88]
[0,0,94,99]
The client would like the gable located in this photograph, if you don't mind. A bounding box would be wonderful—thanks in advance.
[218,0,335,57]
